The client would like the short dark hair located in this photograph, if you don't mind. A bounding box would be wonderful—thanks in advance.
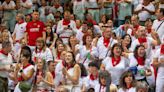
[2,41,11,48]
[88,61,99,69]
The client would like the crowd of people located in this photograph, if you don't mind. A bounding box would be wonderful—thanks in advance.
[0,0,164,92]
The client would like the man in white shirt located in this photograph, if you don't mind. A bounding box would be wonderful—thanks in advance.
[0,41,14,92]
[134,0,155,25]
[56,10,77,44]
[12,13,27,55]
[152,8,164,43]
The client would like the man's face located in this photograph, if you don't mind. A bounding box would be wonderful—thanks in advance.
[155,9,162,19]
[64,12,70,20]
[131,16,138,26]
[32,12,39,20]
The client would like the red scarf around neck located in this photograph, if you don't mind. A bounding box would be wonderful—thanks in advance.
[18,63,31,81]
[138,37,147,44]
[90,73,98,81]
[0,50,8,56]
[22,0,27,3]
[111,56,121,66]
[18,20,24,24]
[51,71,55,79]
[63,19,70,25]
[103,38,110,48]
[136,56,145,66]
[161,44,164,54]
[62,61,74,70]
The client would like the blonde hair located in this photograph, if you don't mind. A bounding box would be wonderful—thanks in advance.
[110,84,118,92]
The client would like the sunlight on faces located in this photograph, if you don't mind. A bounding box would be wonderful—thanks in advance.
[65,52,73,64]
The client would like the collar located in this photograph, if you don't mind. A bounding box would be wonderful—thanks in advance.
[62,61,74,70]
[23,63,31,69]
[36,48,42,53]
[0,50,8,56]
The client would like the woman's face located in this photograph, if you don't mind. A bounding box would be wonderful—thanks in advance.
[57,44,64,52]
[100,77,106,86]
[86,35,93,45]
[46,26,52,33]
[113,46,122,56]
[60,51,67,60]
[101,15,106,23]
[87,29,93,36]
[21,39,27,47]
[123,35,131,46]
[137,46,145,57]
[37,59,44,70]
[2,32,9,42]
[70,36,77,45]
[124,74,133,85]
[36,41,44,49]
[20,54,28,63]
[65,52,73,64]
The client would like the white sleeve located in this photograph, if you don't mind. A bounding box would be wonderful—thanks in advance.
[45,48,53,62]
[153,49,160,58]
[56,20,64,35]
[134,4,142,11]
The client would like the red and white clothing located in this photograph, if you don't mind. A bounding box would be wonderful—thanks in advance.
[14,64,35,92]
[102,56,128,85]
[0,50,13,78]
[76,45,98,69]
[94,83,117,92]
[26,20,45,46]
[135,3,155,21]
[84,74,99,90]
[130,37,154,58]
[154,45,164,92]
[56,19,77,44]
[32,48,53,63]
[97,37,117,59]
[118,87,136,92]
[128,53,151,80]
[13,22,27,54]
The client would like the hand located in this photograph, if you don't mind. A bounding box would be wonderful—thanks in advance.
[15,64,21,71]
[62,67,67,76]
[145,69,152,76]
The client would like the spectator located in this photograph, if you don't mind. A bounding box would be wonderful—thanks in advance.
[19,0,33,15]
[73,0,85,20]
[136,81,149,92]
[25,10,46,51]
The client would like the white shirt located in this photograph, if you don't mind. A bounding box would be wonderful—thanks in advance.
[32,48,53,62]
[0,52,13,78]
[118,87,136,92]
[13,22,27,41]
[97,37,117,59]
[102,56,128,85]
[152,19,164,42]
[2,1,16,9]
[135,3,155,21]
[130,37,154,58]
[84,75,99,90]
[56,19,77,44]
[153,47,164,78]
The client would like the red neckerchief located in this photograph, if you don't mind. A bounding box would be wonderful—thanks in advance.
[147,28,152,34]
[87,19,97,25]
[0,50,8,56]
[51,71,55,79]
[111,56,121,66]
[122,26,125,31]
[57,51,61,59]
[63,19,70,25]
[127,84,132,89]
[22,0,27,3]
[138,37,147,44]
[18,20,24,24]
[76,25,81,29]
[62,61,74,70]
[54,4,60,8]
[161,44,164,54]
[90,73,98,81]
[103,38,110,48]
[18,63,31,81]
[132,25,140,36]
[36,48,42,53]
[136,56,145,66]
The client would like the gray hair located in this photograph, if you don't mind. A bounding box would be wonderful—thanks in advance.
[136,81,149,92]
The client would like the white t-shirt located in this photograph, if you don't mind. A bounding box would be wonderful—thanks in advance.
[135,3,155,21]
[84,75,99,90]
[118,87,136,92]
[152,19,164,42]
